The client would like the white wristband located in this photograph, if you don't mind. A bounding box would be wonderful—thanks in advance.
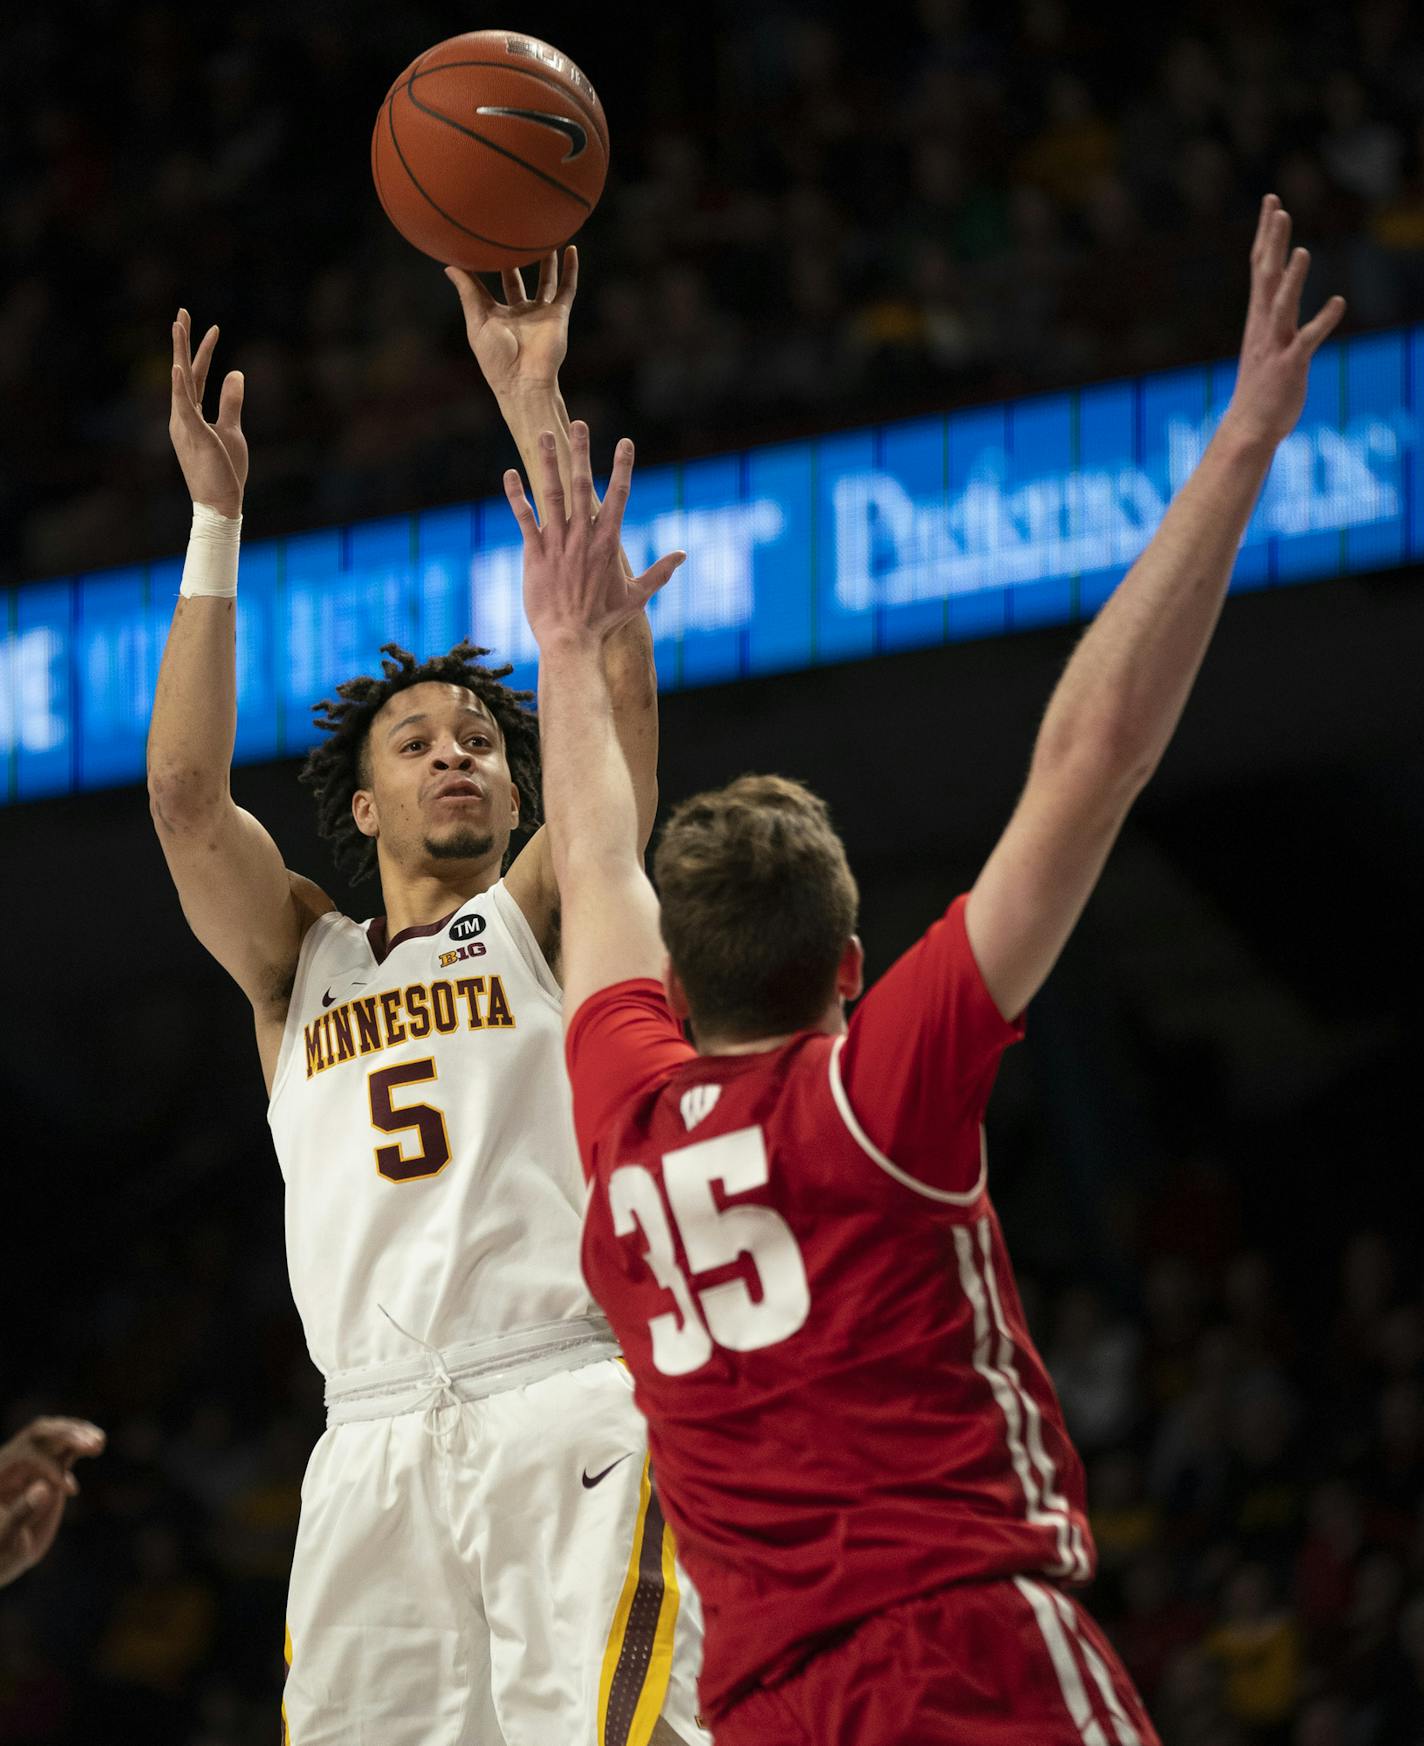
[179,502,243,598]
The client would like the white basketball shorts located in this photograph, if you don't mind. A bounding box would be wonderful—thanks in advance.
[281,1324,708,1746]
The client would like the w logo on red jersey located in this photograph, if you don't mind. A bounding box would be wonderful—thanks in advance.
[679,1085,722,1131]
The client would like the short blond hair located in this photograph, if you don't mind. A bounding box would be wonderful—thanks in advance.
[653,775,859,1041]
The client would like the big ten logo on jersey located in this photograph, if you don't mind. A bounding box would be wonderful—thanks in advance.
[439,941,487,968]
[439,910,487,968]
[304,975,515,1079]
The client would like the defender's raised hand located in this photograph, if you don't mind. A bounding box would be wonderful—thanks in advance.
[447,245,579,397]
[169,309,247,517]
[505,420,684,645]
[1222,195,1346,450]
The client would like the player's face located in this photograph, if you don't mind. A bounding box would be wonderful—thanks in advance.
[354,683,520,871]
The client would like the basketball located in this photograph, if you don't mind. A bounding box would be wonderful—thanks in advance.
[371,30,609,272]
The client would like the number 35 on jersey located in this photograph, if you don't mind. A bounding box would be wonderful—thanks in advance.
[609,1126,811,1376]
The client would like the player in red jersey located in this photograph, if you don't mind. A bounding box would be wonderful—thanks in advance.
[501,198,1342,1743]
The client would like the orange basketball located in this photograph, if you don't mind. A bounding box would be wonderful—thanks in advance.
[371,30,609,271]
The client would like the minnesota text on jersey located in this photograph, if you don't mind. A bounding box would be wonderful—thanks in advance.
[303,974,516,1077]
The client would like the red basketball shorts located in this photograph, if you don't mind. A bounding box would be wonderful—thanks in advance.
[713,1575,1160,1746]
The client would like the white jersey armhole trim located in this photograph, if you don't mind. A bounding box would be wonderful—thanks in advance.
[827,1033,987,1206]
[488,878,563,1009]
[267,910,349,1109]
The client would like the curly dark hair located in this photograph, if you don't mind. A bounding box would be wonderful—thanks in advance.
[298,642,542,885]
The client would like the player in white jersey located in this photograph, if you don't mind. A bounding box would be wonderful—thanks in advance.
[147,249,706,1746]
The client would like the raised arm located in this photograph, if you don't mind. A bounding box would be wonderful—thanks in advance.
[966,196,1345,1021]
[447,251,659,933]
[504,424,685,1020]
[147,311,332,1087]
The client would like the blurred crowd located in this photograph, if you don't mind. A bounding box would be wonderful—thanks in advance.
[4,0,1424,586]
[3,1133,1422,1746]
[1045,1219,1424,1746]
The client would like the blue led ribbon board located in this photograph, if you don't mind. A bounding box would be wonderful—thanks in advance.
[1,327,1417,804]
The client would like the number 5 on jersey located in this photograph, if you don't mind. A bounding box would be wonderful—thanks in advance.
[609,1126,811,1376]
[368,1060,451,1182]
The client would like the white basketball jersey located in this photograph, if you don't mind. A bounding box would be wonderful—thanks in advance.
[268,880,597,1379]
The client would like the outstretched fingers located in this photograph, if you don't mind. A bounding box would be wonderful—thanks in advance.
[170,358,192,418]
[1250,193,1277,262]
[600,429,683,607]
[503,468,540,542]
[190,324,219,407]
[630,549,687,610]
[216,370,246,435]
[536,430,566,534]
[1265,204,1292,278]
[1299,293,1347,353]
[568,419,596,520]
[1273,246,1311,342]
[170,311,220,416]
[555,244,579,307]
[532,246,578,307]
[600,434,636,533]
[1250,199,1291,315]
[1257,198,1290,269]
[500,266,529,309]
[445,265,498,329]
[170,362,204,430]
[171,311,195,407]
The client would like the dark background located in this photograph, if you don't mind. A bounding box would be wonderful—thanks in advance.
[3,2,1424,1743]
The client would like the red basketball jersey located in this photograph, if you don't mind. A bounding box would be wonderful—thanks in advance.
[567,896,1096,1720]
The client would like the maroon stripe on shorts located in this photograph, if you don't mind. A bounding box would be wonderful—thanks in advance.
[603,1482,670,1746]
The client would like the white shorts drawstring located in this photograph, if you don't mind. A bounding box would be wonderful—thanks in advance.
[322,1312,619,1427]
[377,1304,470,1443]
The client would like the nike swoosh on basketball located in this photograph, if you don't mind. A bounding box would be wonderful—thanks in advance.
[475,105,587,160]
[581,1453,633,1489]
